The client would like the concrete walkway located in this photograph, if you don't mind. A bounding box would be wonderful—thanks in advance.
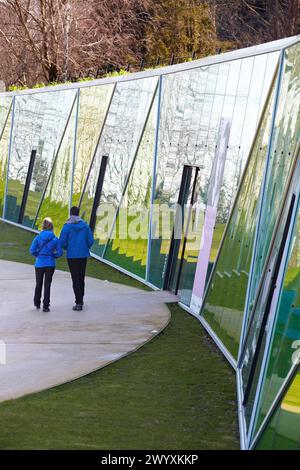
[0,260,176,402]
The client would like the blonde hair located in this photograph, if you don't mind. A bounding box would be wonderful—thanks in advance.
[42,217,54,231]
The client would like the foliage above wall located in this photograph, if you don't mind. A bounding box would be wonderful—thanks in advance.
[1,1,297,90]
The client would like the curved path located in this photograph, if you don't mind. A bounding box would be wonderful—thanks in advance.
[0,260,176,402]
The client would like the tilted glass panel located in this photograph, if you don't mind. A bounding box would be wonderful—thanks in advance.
[211,53,278,264]
[200,81,276,359]
[4,90,76,226]
[148,53,278,292]
[148,64,222,288]
[35,96,77,234]
[251,191,300,435]
[0,100,13,215]
[255,366,300,450]
[80,77,158,258]
[72,84,114,206]
[103,89,158,278]
[240,172,299,428]
[246,43,300,330]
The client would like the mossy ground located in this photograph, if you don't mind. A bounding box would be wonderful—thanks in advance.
[0,220,238,450]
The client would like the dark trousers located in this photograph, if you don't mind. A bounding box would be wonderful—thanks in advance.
[67,258,87,305]
[34,267,55,308]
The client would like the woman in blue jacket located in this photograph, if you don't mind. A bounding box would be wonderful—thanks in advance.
[30,218,63,312]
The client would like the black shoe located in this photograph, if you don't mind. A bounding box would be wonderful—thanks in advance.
[43,307,50,312]
[34,304,40,310]
[72,304,83,311]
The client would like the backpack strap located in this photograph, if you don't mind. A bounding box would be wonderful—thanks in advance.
[36,235,55,256]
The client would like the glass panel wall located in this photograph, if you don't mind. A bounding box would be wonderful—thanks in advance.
[246,43,300,332]
[249,188,300,437]
[4,90,76,226]
[200,81,276,359]
[148,64,221,289]
[148,52,278,295]
[255,366,300,450]
[103,89,158,278]
[35,95,78,234]
[80,77,158,257]
[72,84,114,206]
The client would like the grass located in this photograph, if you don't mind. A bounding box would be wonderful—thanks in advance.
[0,220,150,290]
[0,303,238,450]
[0,218,239,449]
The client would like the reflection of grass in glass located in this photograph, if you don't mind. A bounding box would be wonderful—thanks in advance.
[284,266,300,290]
[0,220,149,290]
[281,371,300,413]
[6,179,24,209]
[0,187,4,215]
[256,367,300,450]
[101,211,149,278]
[5,179,41,226]
[0,303,238,450]
[35,198,69,235]
[202,270,248,358]
[210,224,226,261]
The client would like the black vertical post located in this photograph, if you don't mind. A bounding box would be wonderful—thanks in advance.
[174,167,199,295]
[191,51,196,60]
[89,155,109,233]
[163,165,192,291]
[18,149,37,225]
[170,53,175,65]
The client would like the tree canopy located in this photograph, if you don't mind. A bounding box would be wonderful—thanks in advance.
[0,0,298,88]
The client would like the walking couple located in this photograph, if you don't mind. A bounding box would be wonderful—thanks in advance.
[30,206,94,312]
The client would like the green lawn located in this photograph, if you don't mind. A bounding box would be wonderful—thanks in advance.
[0,219,239,450]
[0,303,238,450]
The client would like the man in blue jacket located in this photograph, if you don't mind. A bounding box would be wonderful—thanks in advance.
[59,206,94,311]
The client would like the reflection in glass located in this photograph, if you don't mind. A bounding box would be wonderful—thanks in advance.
[0,98,13,215]
[200,81,276,359]
[251,191,300,436]
[246,43,300,332]
[148,66,216,288]
[72,84,114,206]
[35,96,77,234]
[148,53,278,293]
[5,90,76,226]
[80,77,158,257]
[255,366,300,450]
[103,89,158,278]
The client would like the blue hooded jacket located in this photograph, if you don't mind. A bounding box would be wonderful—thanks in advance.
[59,219,94,259]
[30,230,63,268]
